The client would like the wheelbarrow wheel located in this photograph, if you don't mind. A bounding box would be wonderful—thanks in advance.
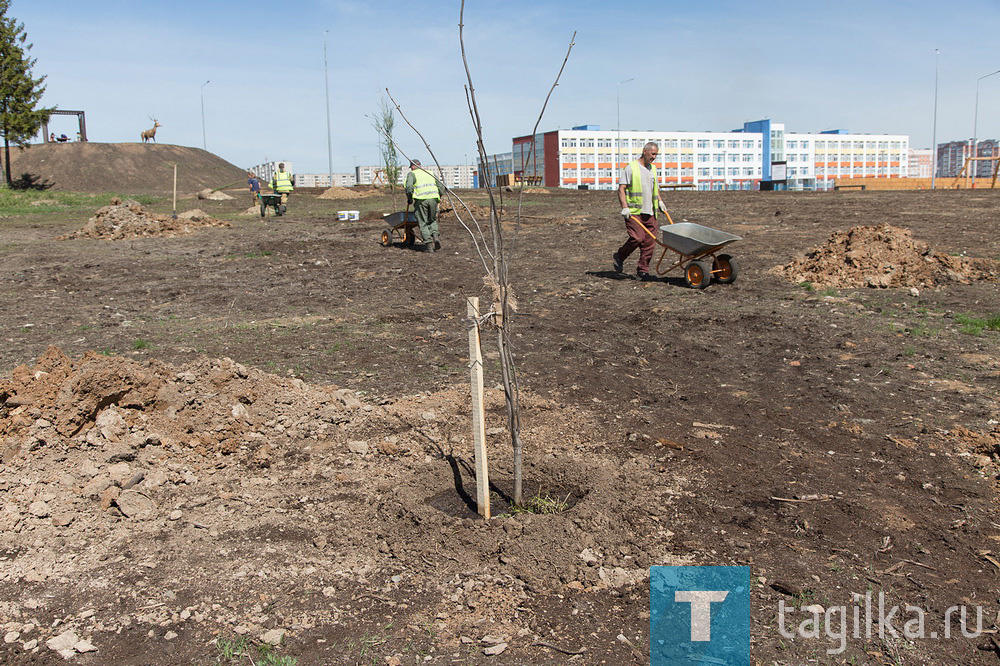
[380,229,393,247]
[279,204,287,215]
[260,204,266,218]
[713,254,738,283]
[684,260,713,289]
[403,229,415,246]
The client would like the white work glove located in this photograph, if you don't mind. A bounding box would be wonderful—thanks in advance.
[620,207,630,218]
[658,200,667,213]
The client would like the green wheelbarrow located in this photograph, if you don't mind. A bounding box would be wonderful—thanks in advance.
[259,193,286,218]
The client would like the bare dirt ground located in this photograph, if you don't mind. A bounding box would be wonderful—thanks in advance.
[0,184,999,665]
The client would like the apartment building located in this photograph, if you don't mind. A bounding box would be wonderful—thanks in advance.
[511,121,909,191]
[908,148,933,179]
[355,164,475,189]
[294,173,357,188]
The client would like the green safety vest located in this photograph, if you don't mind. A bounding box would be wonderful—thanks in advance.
[625,160,659,214]
[411,169,440,200]
[273,170,294,193]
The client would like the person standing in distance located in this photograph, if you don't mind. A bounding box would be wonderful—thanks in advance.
[247,171,261,206]
[271,163,294,204]
[613,142,668,280]
[404,159,444,252]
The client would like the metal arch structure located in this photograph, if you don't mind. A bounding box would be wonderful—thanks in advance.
[42,110,87,142]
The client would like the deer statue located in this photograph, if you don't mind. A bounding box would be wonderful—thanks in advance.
[140,118,161,143]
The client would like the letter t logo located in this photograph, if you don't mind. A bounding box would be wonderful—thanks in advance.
[674,591,729,641]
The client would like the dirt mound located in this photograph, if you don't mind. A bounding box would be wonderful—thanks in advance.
[772,223,1000,288]
[0,346,352,464]
[7,142,247,194]
[197,189,233,201]
[439,202,493,221]
[317,186,373,200]
[60,198,230,240]
[0,348,680,661]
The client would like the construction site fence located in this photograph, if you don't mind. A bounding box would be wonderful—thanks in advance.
[833,177,996,191]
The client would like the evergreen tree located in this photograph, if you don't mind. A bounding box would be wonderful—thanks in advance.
[0,0,52,187]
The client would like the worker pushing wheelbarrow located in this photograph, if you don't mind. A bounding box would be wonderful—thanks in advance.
[614,142,741,288]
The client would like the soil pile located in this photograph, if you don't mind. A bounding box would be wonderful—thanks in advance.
[60,198,230,240]
[197,189,233,201]
[0,346,353,465]
[439,202,494,222]
[317,187,375,200]
[773,223,1000,288]
[8,142,247,194]
[0,347,683,661]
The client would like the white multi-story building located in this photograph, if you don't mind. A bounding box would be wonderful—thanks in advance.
[908,148,933,179]
[511,121,909,191]
[294,173,357,188]
[355,164,475,189]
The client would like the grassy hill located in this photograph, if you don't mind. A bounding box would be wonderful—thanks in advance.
[6,142,248,195]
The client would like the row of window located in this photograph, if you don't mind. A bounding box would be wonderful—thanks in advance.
[562,167,763,179]
[815,152,905,161]
[560,138,907,151]
[559,138,765,150]
[810,140,903,150]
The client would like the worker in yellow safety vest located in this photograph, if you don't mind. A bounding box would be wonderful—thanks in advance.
[613,142,669,281]
[271,163,294,203]
[404,159,445,252]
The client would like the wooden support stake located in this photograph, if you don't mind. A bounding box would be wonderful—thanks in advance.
[467,296,490,519]
[171,164,178,219]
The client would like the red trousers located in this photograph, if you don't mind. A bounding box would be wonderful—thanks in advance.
[616,214,658,273]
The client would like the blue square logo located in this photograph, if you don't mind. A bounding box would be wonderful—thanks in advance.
[650,566,753,665]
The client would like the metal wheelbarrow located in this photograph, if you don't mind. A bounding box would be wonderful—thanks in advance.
[634,214,742,289]
[259,192,286,218]
[379,206,422,247]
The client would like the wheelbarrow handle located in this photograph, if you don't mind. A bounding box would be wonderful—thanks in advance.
[626,207,674,230]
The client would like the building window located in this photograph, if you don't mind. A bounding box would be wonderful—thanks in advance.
[697,139,709,148]
[698,153,709,161]
[665,139,678,148]
[680,139,693,148]
[713,140,724,148]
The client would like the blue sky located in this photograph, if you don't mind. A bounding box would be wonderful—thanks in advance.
[13,0,1000,174]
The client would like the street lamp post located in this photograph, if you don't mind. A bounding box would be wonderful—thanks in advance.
[971,68,1000,187]
[615,78,635,187]
[931,50,939,189]
[200,80,210,151]
[324,30,333,188]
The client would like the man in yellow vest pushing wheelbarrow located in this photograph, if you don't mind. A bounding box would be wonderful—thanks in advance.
[613,142,669,281]
[404,159,445,252]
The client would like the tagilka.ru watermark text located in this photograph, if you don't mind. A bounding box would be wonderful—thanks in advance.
[778,591,989,655]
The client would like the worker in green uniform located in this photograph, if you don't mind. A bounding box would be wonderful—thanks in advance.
[404,159,445,252]
[271,163,294,204]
